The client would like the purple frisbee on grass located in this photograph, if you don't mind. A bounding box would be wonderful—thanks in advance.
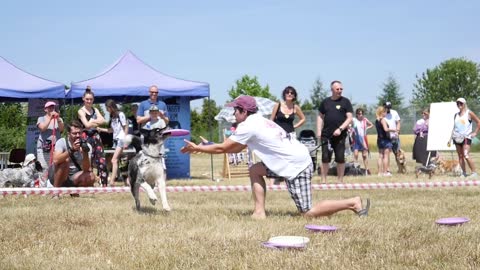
[305,224,339,232]
[435,217,470,226]
[163,129,190,137]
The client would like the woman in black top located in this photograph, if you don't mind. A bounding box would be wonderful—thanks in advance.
[270,86,305,138]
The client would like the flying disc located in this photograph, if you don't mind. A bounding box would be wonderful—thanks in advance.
[435,217,470,226]
[305,224,338,232]
[264,236,309,248]
[164,129,190,137]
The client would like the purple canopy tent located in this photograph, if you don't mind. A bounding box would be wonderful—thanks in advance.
[68,50,209,102]
[68,51,210,179]
[0,56,65,101]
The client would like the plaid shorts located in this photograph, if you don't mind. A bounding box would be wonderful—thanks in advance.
[265,163,313,213]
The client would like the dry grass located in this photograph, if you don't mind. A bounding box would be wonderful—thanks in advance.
[1,153,480,269]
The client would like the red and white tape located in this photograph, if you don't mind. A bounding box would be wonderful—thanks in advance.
[0,180,479,196]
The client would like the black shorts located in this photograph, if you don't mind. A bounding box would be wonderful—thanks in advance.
[321,135,346,163]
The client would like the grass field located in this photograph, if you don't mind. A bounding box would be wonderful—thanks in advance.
[1,153,480,269]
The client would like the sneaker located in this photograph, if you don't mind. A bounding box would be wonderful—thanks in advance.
[469,172,478,178]
[384,172,392,177]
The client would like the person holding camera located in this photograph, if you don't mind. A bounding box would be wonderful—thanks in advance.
[37,101,64,169]
[51,120,95,188]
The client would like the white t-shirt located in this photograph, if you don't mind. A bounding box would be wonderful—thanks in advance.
[229,113,311,180]
[385,109,401,138]
[110,112,127,140]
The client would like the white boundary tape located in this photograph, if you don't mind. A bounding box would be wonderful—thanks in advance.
[0,180,479,196]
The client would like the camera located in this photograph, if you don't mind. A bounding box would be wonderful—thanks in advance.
[79,138,90,152]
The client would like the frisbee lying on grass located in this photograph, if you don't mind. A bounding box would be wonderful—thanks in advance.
[163,129,190,137]
[262,236,309,249]
[435,217,470,226]
[305,224,338,233]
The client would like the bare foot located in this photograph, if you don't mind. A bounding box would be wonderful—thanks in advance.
[251,212,266,220]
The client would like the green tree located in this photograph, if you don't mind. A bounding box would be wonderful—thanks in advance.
[228,75,275,100]
[190,98,221,143]
[309,77,328,109]
[377,75,404,108]
[412,58,480,109]
[0,103,27,150]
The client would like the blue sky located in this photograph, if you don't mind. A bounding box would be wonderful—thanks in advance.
[1,0,479,108]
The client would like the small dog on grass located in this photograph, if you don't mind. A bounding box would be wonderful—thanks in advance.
[436,158,462,176]
[395,149,407,174]
[124,127,172,211]
[0,154,44,188]
[415,164,436,179]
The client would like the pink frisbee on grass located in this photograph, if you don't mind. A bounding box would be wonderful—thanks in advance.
[435,217,470,226]
[163,129,190,137]
[305,224,339,233]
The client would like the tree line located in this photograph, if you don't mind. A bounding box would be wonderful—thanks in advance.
[1,57,479,150]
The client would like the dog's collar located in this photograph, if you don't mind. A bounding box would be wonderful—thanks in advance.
[141,150,164,159]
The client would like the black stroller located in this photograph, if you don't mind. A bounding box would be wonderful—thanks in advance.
[298,130,319,172]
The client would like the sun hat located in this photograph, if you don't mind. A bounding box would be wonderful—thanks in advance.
[44,101,56,108]
[23,153,36,167]
[456,97,466,104]
[225,95,257,112]
[149,104,159,111]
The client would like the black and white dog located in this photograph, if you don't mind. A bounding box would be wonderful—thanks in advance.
[0,154,44,188]
[124,127,172,211]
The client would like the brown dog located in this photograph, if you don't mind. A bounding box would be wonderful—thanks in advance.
[436,158,462,176]
[395,149,407,174]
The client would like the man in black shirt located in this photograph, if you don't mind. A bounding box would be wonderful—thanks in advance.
[316,80,353,183]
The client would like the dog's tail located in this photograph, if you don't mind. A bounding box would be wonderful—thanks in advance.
[124,134,142,153]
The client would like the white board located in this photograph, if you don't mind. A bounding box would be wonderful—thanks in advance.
[427,102,458,151]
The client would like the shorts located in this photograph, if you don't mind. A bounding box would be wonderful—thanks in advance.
[454,138,472,146]
[113,138,125,148]
[377,139,393,150]
[321,135,346,163]
[265,163,313,213]
[353,141,367,151]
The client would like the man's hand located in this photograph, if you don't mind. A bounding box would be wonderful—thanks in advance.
[72,138,81,152]
[181,139,200,154]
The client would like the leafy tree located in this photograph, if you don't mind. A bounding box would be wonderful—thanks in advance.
[377,75,404,108]
[412,58,480,109]
[190,98,221,143]
[0,103,27,150]
[300,100,314,111]
[309,77,328,109]
[228,75,275,100]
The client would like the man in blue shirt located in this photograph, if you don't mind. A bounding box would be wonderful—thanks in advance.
[136,85,169,128]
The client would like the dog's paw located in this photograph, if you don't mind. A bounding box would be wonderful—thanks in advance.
[149,198,157,205]
[163,206,172,212]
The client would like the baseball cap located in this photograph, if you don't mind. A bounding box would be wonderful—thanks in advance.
[149,104,159,111]
[44,101,56,108]
[23,153,36,167]
[225,95,257,112]
[383,101,392,108]
[456,97,466,104]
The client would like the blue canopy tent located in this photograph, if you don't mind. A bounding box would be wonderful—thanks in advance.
[68,51,210,179]
[0,56,65,101]
[0,56,66,155]
[68,51,209,102]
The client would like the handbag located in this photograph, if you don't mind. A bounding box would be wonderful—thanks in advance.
[452,132,465,144]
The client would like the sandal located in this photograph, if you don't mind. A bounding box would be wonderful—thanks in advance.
[356,198,370,217]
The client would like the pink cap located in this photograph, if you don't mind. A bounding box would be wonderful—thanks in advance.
[44,101,56,108]
[225,95,257,112]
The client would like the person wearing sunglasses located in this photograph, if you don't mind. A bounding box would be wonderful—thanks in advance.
[270,86,306,139]
[451,98,480,177]
[136,85,169,129]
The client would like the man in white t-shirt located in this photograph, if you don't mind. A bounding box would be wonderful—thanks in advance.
[384,101,401,154]
[181,95,370,219]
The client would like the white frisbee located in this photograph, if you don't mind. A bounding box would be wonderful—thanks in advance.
[264,236,309,249]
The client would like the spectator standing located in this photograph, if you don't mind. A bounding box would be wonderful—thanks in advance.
[316,80,353,183]
[77,87,109,186]
[383,101,401,155]
[270,86,306,139]
[98,99,129,185]
[352,108,373,172]
[375,106,396,176]
[136,85,169,128]
[451,98,480,177]
[412,108,436,165]
[37,101,64,169]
